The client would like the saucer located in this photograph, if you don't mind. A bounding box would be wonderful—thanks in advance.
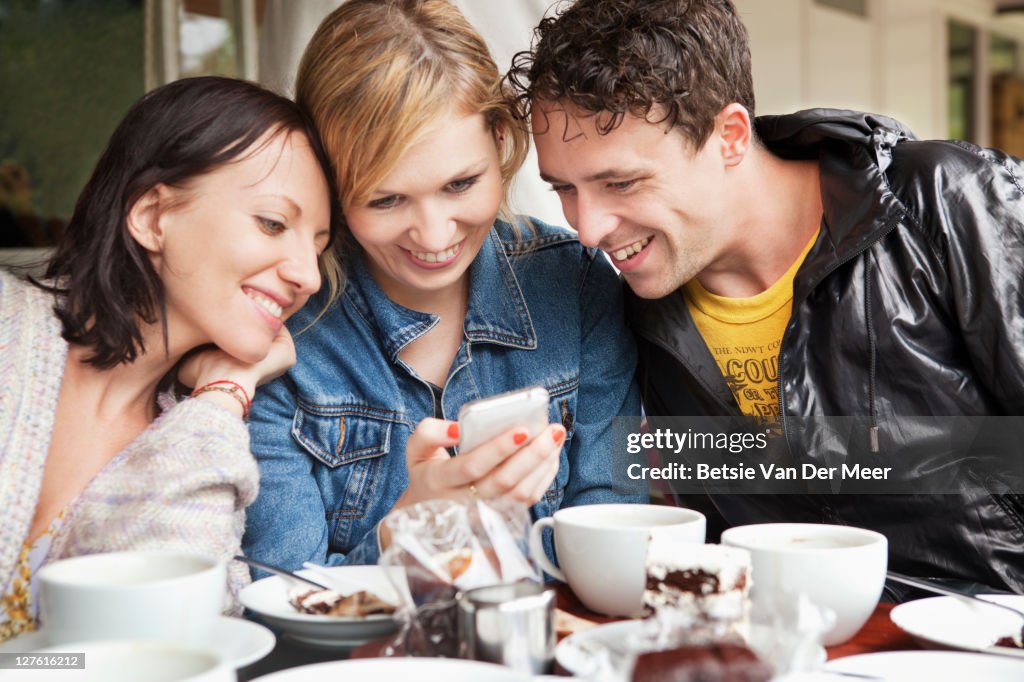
[826,651,1024,680]
[0,615,274,668]
[239,565,407,648]
[890,594,1024,657]
[249,658,531,681]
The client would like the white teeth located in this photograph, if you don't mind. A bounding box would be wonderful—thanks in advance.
[247,290,283,318]
[611,237,651,262]
[412,245,459,263]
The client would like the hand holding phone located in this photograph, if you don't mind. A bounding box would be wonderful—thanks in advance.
[457,386,551,453]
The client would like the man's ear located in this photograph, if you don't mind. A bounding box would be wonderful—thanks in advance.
[126,185,169,254]
[716,103,753,168]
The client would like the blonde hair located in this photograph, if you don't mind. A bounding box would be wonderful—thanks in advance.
[296,0,528,221]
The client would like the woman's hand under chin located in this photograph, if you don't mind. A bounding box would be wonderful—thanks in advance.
[178,327,297,399]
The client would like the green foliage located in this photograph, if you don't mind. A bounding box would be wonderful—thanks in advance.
[0,0,145,224]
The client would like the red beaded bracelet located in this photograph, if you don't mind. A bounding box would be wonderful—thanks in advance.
[191,380,252,420]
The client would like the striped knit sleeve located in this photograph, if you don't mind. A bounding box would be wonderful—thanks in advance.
[61,398,259,615]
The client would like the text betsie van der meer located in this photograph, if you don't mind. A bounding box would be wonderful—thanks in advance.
[624,428,891,482]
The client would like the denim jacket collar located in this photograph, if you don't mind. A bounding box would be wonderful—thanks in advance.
[344,227,537,361]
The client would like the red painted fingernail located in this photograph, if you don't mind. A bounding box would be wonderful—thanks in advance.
[553,430,565,446]
[448,423,460,439]
[513,431,528,445]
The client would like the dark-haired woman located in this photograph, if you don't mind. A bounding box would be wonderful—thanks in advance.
[0,76,338,641]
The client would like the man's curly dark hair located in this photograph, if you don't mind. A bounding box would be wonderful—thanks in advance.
[506,0,755,148]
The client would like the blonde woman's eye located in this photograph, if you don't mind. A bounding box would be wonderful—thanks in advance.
[257,216,286,234]
[549,183,574,195]
[369,195,400,209]
[447,175,480,193]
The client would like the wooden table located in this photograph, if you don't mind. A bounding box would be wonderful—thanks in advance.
[825,602,916,660]
[346,583,921,673]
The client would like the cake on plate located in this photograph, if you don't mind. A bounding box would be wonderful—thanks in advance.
[644,537,752,622]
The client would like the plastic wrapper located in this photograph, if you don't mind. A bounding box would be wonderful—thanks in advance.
[378,498,540,657]
[746,592,836,674]
[576,589,833,681]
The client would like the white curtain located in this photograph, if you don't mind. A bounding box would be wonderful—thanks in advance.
[258,0,565,226]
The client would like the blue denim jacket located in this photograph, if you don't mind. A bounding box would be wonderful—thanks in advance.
[243,218,645,573]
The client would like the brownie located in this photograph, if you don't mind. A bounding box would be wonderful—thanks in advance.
[994,635,1023,649]
[644,543,751,621]
[631,643,772,682]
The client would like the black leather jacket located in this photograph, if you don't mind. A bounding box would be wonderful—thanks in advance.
[626,109,1024,593]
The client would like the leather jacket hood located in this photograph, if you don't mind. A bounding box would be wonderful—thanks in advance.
[627,108,1024,593]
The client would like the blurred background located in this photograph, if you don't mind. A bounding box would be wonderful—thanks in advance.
[3,0,1024,264]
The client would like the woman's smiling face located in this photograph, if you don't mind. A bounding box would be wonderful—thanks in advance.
[343,109,504,307]
[145,130,332,363]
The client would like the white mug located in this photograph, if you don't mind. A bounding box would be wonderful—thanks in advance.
[721,522,888,646]
[38,551,226,646]
[529,504,705,616]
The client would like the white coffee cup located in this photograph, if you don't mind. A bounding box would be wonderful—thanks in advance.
[7,640,233,682]
[37,551,226,646]
[529,503,705,616]
[720,523,888,646]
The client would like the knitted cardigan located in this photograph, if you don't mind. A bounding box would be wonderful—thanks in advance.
[0,271,258,616]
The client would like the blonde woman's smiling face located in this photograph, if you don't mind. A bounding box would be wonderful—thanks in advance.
[343,109,504,308]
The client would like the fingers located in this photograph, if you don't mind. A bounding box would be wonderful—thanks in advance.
[179,326,297,391]
[256,328,297,385]
[502,442,561,506]
[403,419,567,510]
[401,419,468,508]
[447,424,540,488]
[472,424,566,502]
[406,418,460,466]
[528,446,563,502]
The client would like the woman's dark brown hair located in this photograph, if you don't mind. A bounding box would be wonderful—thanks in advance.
[37,76,339,369]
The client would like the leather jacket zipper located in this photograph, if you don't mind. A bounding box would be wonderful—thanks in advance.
[776,214,903,452]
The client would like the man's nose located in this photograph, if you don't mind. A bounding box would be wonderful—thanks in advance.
[571,192,619,249]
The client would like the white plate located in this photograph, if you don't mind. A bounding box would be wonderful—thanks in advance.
[555,620,637,678]
[216,616,277,667]
[824,651,1024,681]
[889,594,1024,657]
[0,616,274,668]
[555,619,826,679]
[250,657,531,681]
[239,565,409,648]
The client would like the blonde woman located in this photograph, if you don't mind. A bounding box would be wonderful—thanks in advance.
[244,0,645,573]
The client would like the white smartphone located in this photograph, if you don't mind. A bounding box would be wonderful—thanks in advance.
[457,386,551,453]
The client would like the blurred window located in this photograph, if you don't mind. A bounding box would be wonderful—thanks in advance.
[948,20,978,142]
[990,32,1024,157]
[0,0,262,252]
[814,0,868,18]
[0,0,145,247]
[990,33,1018,76]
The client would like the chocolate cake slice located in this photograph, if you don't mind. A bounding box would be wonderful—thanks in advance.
[631,642,772,682]
[644,539,751,620]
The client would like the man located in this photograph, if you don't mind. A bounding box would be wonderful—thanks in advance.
[508,0,1024,594]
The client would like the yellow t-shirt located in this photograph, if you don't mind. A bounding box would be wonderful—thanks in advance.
[683,231,819,424]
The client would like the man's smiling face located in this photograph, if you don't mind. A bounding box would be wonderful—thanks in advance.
[532,101,737,299]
